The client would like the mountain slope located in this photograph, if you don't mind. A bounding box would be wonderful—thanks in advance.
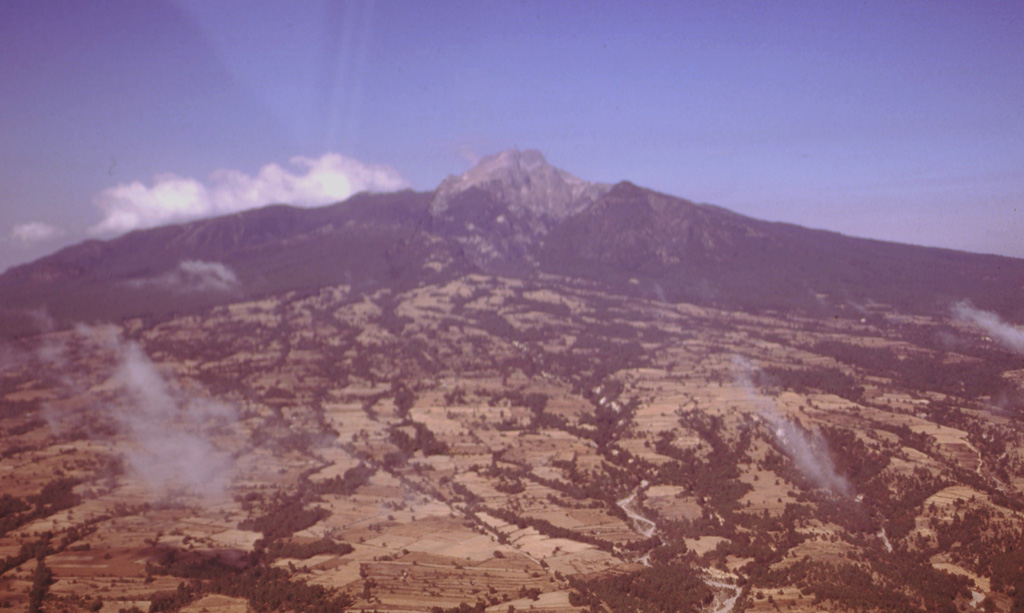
[541,181,1024,318]
[431,148,608,220]
[0,191,470,335]
[2,149,1024,337]
[428,149,609,271]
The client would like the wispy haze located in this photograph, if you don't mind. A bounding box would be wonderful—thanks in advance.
[734,357,852,497]
[127,260,242,294]
[954,301,1024,354]
[2,0,1022,271]
[17,324,239,499]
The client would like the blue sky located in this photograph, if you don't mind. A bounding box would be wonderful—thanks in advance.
[2,0,1022,272]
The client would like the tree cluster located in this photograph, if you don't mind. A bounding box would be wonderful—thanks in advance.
[569,563,713,613]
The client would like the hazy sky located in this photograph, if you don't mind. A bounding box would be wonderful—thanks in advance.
[2,0,1022,272]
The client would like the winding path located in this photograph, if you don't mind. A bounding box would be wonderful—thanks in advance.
[704,578,742,613]
[616,482,741,612]
[877,527,893,553]
[617,480,656,539]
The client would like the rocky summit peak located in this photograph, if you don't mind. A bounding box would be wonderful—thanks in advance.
[430,148,609,220]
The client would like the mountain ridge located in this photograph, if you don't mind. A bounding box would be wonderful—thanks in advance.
[2,149,1024,336]
[430,148,609,220]
[427,149,610,270]
[7,151,1024,613]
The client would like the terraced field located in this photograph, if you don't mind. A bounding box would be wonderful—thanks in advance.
[3,273,1024,611]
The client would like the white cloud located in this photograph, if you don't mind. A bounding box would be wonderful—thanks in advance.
[91,174,208,234]
[128,260,241,294]
[91,153,408,235]
[953,301,1024,354]
[111,340,236,498]
[12,222,63,244]
[24,324,237,499]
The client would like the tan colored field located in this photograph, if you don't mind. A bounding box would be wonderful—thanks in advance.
[2,274,1023,611]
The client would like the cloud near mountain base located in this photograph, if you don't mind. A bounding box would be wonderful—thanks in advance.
[128,260,241,294]
[90,153,408,235]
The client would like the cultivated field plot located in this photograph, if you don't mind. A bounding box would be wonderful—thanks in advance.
[3,274,1024,611]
